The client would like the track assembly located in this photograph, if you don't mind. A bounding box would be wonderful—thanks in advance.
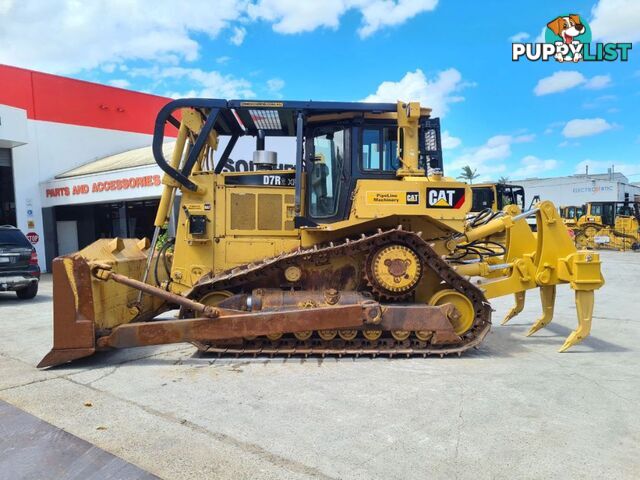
[184,227,492,358]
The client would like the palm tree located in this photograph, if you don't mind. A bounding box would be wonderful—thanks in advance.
[457,165,479,184]
[497,176,509,184]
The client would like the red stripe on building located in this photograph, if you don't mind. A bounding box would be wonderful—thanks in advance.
[0,64,175,136]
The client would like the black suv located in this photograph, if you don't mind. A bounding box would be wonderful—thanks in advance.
[0,225,40,299]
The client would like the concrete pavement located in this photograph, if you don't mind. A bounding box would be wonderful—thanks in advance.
[0,251,639,479]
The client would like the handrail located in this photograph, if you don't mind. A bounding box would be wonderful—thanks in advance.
[152,98,227,191]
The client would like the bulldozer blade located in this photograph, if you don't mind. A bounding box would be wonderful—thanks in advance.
[38,237,170,368]
[559,290,594,352]
[526,285,556,336]
[502,291,525,325]
[37,257,96,368]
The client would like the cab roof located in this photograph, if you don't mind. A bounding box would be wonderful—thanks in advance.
[183,99,431,137]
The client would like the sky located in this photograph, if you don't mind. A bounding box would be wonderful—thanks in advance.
[1,0,639,182]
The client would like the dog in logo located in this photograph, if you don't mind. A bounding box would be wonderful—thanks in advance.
[547,14,586,62]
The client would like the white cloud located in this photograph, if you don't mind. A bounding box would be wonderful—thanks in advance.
[247,0,438,38]
[512,155,559,179]
[534,71,586,96]
[247,0,350,33]
[447,134,535,176]
[266,78,285,97]
[356,0,439,38]
[534,72,613,96]
[562,118,613,138]
[0,1,438,75]
[0,0,246,74]
[230,26,247,45]
[362,68,469,117]
[509,32,529,42]
[590,0,640,43]
[575,159,640,177]
[442,131,461,149]
[132,66,255,99]
[107,79,131,89]
[543,121,565,135]
[584,74,611,89]
[512,133,536,143]
[583,94,617,109]
[101,63,117,73]
[216,56,231,64]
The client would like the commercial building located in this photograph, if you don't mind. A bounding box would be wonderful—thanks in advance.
[0,65,295,271]
[0,64,173,270]
[514,171,640,207]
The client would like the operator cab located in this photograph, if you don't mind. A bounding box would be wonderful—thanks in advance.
[471,184,525,213]
[588,201,640,226]
[152,99,443,227]
[560,205,585,221]
[304,115,442,223]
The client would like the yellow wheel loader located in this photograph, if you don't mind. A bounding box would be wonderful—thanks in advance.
[38,99,604,368]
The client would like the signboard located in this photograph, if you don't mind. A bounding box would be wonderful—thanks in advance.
[366,191,420,205]
[40,136,297,207]
[45,174,161,199]
[41,165,164,207]
[25,232,39,244]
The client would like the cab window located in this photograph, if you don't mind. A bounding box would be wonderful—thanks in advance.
[511,187,525,210]
[498,186,525,210]
[472,187,494,211]
[601,203,615,225]
[309,129,345,218]
[617,203,633,216]
[362,128,397,172]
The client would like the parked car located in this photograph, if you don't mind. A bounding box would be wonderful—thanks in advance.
[0,225,40,299]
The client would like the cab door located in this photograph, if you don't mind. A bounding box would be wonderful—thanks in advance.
[304,126,351,223]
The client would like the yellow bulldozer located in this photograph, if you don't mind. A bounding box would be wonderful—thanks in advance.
[559,205,585,230]
[471,183,525,214]
[561,201,640,251]
[38,99,604,368]
[470,182,528,240]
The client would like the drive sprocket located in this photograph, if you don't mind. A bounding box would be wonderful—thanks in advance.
[364,243,422,300]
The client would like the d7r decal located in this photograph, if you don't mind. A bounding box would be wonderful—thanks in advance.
[224,173,295,187]
[426,188,465,209]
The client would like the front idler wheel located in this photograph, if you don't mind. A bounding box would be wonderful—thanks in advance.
[429,289,475,336]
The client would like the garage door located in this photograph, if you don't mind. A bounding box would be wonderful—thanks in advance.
[0,148,10,167]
